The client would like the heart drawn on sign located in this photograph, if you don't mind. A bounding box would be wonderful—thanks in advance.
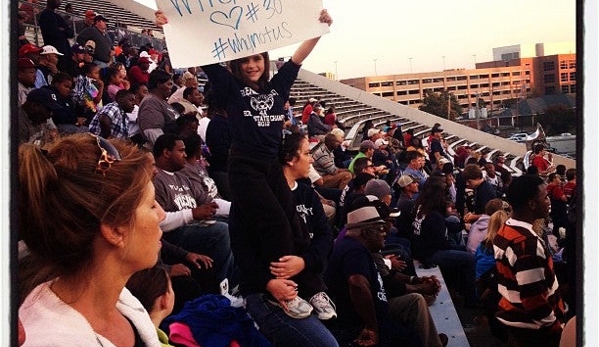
[210,6,243,30]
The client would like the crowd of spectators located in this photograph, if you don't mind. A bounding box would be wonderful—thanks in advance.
[15,4,577,347]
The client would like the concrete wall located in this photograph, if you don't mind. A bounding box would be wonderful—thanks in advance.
[297,69,575,168]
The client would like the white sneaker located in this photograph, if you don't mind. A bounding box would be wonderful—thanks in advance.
[309,292,337,320]
[269,296,313,319]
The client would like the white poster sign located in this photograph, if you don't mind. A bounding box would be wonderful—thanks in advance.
[155,0,329,68]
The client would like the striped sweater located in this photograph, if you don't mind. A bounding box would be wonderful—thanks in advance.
[492,218,565,333]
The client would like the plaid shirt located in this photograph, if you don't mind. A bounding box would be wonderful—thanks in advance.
[89,101,129,139]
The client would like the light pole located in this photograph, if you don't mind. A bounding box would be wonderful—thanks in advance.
[442,56,446,71]
[334,60,338,80]
[373,59,378,76]
[472,54,477,68]
[408,57,413,73]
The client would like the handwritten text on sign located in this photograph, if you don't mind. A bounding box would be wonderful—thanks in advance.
[156,0,329,68]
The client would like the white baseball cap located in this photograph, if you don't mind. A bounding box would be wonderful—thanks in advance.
[41,45,64,56]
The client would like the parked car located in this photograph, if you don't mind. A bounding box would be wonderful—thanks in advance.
[507,133,528,142]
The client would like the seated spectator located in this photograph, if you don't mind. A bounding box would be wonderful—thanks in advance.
[411,177,477,307]
[75,13,113,67]
[307,104,331,140]
[18,87,61,147]
[403,150,428,192]
[474,210,509,341]
[324,105,337,127]
[494,174,566,346]
[19,134,163,346]
[126,266,177,346]
[280,133,337,320]
[348,140,380,175]
[325,199,448,347]
[89,89,136,139]
[138,70,179,147]
[72,62,104,119]
[17,57,38,107]
[152,134,236,291]
[37,45,63,87]
[466,198,505,254]
[48,72,88,135]
[101,66,124,103]
[178,87,204,119]
[301,97,317,125]
[126,83,149,146]
[330,128,352,168]
[394,175,419,240]
[462,164,497,224]
[168,72,199,104]
[127,56,151,86]
[311,133,352,189]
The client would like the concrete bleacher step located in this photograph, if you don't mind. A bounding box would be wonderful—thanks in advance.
[414,260,470,347]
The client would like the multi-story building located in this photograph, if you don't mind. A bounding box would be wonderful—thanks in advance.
[339,43,576,114]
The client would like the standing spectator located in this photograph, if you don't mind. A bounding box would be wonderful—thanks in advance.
[204,85,231,200]
[530,143,556,179]
[493,174,566,347]
[311,133,352,189]
[17,11,31,47]
[76,13,114,67]
[563,168,576,203]
[429,126,447,168]
[115,42,137,69]
[89,89,136,139]
[137,70,179,147]
[19,0,39,25]
[38,0,74,71]
[547,173,568,237]
[75,9,95,33]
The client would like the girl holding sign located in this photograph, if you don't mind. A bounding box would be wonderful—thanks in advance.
[157,9,338,347]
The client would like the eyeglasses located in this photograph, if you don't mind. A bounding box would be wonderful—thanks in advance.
[91,134,121,176]
[363,225,388,234]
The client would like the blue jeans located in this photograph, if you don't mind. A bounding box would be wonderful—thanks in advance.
[245,293,339,347]
[162,222,236,286]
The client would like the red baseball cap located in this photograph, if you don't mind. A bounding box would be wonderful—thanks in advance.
[19,44,43,58]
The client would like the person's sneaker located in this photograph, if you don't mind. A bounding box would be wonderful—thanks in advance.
[268,296,314,319]
[309,292,337,320]
[280,296,313,319]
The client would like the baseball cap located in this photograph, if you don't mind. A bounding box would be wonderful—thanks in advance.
[18,58,36,69]
[374,138,388,148]
[71,43,85,54]
[438,157,450,167]
[309,97,318,102]
[367,128,381,138]
[359,140,376,151]
[41,45,64,56]
[94,14,109,22]
[19,44,43,58]
[365,179,392,200]
[432,126,444,133]
[397,175,416,188]
[138,57,151,64]
[85,10,96,18]
[26,88,63,110]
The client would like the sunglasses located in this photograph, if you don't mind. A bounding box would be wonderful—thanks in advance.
[363,225,388,234]
[91,134,121,176]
